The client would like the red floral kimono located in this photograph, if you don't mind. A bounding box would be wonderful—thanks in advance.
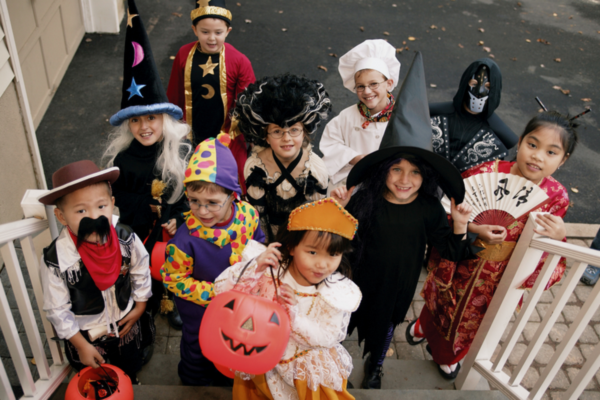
[419,160,570,365]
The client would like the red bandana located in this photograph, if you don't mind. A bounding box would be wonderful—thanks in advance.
[357,92,395,129]
[69,226,122,291]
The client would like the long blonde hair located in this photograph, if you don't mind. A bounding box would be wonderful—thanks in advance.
[103,114,192,204]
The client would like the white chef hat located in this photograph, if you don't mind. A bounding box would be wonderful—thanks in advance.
[338,39,401,93]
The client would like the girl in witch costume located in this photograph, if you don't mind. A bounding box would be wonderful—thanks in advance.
[331,53,478,389]
[214,198,361,400]
[167,0,255,193]
[160,134,266,386]
[320,40,401,190]
[39,161,153,383]
[407,111,577,379]
[104,0,192,329]
[234,74,331,243]
[429,58,517,173]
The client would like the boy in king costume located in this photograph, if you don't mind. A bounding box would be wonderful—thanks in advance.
[167,0,255,193]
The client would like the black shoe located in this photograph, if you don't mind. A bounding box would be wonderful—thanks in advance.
[168,302,183,330]
[361,355,383,389]
[426,345,461,380]
[141,344,154,366]
[405,319,425,346]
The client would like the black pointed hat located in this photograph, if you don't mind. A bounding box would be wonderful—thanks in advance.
[191,0,232,26]
[110,0,182,126]
[347,52,465,203]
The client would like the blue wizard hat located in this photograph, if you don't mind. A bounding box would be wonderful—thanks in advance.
[110,0,182,126]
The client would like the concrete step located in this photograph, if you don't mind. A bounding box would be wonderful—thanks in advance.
[51,383,507,400]
[138,354,492,391]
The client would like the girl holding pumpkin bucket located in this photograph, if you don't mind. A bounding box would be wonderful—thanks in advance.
[213,198,362,400]
[160,133,266,386]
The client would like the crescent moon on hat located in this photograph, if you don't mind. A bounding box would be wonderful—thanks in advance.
[132,41,145,67]
[202,84,215,99]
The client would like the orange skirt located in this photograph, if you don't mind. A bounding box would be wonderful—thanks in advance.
[232,374,354,400]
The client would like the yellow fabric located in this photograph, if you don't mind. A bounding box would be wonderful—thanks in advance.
[232,375,355,400]
[288,198,358,240]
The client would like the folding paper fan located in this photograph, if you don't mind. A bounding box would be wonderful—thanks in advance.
[442,172,549,227]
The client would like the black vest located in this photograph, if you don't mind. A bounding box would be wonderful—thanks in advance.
[43,224,135,316]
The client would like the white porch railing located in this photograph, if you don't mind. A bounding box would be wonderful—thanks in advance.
[0,191,70,399]
[457,212,600,400]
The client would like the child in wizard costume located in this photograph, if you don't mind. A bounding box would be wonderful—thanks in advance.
[167,0,255,193]
[104,0,192,330]
[160,133,266,385]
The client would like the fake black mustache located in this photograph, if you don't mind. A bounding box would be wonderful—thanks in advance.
[76,216,111,247]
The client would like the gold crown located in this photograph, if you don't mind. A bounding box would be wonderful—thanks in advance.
[191,6,232,22]
[288,198,358,240]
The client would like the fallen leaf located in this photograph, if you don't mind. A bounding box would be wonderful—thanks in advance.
[537,38,551,45]
[383,31,390,36]
[392,3,397,6]
[569,202,574,209]
[560,89,570,95]
[245,19,252,23]
[511,57,517,61]
[579,31,583,34]
[408,36,416,41]
[569,16,573,19]
[360,26,364,32]
[236,2,241,5]
[278,10,283,13]
[540,64,545,68]
[396,48,404,53]
[517,1,522,6]
[458,43,464,48]
[554,58,561,62]
[479,28,485,33]
[441,27,446,31]
[478,40,485,46]
[581,98,592,102]
[430,84,437,88]
[553,13,558,17]
[85,38,92,42]
[172,12,182,17]
[483,46,491,52]
[538,108,544,112]
[31,359,36,365]
[431,25,438,29]
[281,28,287,32]
[571,188,579,193]
[490,54,495,58]
[405,46,409,50]
[329,53,338,57]
[386,347,394,357]
[526,39,531,42]
[169,56,175,60]
[317,65,328,72]
[553,85,562,90]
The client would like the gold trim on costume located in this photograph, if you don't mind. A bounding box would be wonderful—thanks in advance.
[229,116,241,139]
[191,6,232,22]
[219,46,228,126]
[184,42,198,141]
[473,239,516,262]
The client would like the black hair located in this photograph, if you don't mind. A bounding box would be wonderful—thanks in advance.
[55,181,112,211]
[233,74,331,148]
[520,111,579,158]
[274,223,353,287]
[348,154,440,265]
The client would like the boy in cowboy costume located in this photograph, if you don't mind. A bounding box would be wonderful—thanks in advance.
[39,161,153,383]
[167,0,255,193]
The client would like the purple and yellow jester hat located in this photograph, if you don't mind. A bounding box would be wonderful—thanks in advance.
[184,133,241,197]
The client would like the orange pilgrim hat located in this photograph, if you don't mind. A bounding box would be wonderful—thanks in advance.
[287,198,358,240]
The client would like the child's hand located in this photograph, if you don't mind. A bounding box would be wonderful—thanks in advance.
[331,186,355,208]
[161,219,177,236]
[256,243,282,273]
[469,224,507,245]
[534,214,566,241]
[450,198,473,234]
[78,342,104,368]
[118,302,146,337]
[277,283,298,307]
[150,198,162,214]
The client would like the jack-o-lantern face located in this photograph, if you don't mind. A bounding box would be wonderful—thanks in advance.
[65,364,133,400]
[199,290,290,375]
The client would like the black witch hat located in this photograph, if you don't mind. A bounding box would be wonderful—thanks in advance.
[347,52,465,204]
[110,0,182,126]
[191,0,232,26]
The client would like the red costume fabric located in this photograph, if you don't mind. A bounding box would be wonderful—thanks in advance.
[420,160,570,365]
[167,42,255,193]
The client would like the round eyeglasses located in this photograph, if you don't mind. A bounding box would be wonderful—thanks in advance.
[267,127,304,139]
[188,194,231,212]
[355,80,387,92]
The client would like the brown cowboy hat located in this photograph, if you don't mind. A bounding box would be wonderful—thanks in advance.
[38,160,120,206]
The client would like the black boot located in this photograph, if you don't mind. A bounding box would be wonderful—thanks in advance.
[168,301,183,330]
[361,355,383,389]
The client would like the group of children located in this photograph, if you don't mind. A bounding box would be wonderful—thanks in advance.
[37,0,583,398]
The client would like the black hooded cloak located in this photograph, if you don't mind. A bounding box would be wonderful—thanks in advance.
[429,58,517,172]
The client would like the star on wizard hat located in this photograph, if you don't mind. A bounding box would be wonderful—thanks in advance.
[346,52,465,204]
[110,0,183,126]
[191,0,232,26]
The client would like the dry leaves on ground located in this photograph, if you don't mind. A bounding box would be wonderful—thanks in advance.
[537,38,551,45]
[511,57,517,61]
[329,53,338,58]
[360,26,365,32]
[169,56,175,60]
[172,12,182,17]
[317,65,328,72]
[526,39,531,42]
[281,28,287,32]
[458,43,464,48]
[582,98,592,102]
[408,36,416,41]
[554,58,561,62]
[396,48,404,53]
[571,188,579,193]
[479,28,485,33]
[478,41,485,46]
[431,25,438,29]
[245,19,251,23]
[552,86,571,95]
[383,32,390,36]
[236,2,241,5]
[430,84,437,88]
[483,46,491,53]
